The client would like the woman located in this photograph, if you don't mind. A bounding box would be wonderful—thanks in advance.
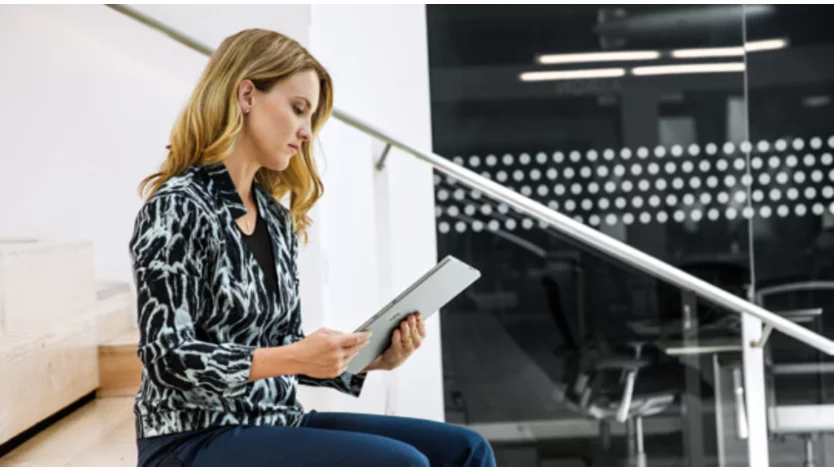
[129,28,495,467]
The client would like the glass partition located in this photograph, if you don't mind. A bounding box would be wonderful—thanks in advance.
[428,5,756,465]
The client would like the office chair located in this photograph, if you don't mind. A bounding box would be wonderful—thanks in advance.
[543,275,676,466]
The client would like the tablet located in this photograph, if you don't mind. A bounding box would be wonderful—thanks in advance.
[346,255,481,374]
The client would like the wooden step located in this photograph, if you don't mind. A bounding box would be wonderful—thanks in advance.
[0,397,136,466]
[97,329,141,398]
[0,239,136,446]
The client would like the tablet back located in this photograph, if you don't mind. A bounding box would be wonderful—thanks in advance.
[346,255,481,374]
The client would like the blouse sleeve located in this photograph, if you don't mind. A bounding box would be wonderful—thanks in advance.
[130,194,255,398]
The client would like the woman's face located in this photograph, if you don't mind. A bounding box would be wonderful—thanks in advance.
[241,70,320,172]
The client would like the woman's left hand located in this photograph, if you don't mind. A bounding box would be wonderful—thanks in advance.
[363,312,426,372]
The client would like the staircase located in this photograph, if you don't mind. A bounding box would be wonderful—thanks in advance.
[97,328,141,398]
[0,240,138,448]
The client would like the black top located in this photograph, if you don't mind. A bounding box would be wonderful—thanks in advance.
[239,208,279,295]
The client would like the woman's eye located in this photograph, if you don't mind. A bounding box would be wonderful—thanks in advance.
[293,105,304,115]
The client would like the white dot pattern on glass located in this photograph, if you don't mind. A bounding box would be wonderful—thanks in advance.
[435,143,834,233]
[793,138,805,151]
[603,149,615,160]
[530,169,542,181]
[588,182,600,194]
[741,141,752,153]
[796,204,807,216]
[689,144,700,157]
[655,146,666,158]
[708,208,720,221]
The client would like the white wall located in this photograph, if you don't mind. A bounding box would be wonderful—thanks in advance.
[308,5,442,421]
[129,5,311,49]
[0,5,442,420]
[0,5,204,283]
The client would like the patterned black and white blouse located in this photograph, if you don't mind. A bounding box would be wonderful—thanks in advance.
[129,162,365,439]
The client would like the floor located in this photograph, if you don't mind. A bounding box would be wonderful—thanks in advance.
[0,397,136,467]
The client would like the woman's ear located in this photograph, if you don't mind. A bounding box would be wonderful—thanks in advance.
[238,79,255,114]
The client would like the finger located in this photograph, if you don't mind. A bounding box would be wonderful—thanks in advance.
[393,329,404,351]
[408,315,420,346]
[347,336,372,354]
[401,321,411,342]
[341,331,371,349]
[417,314,427,338]
[403,322,418,352]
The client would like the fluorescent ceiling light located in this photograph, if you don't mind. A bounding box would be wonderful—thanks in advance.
[672,38,787,58]
[744,38,787,52]
[538,50,660,65]
[632,62,745,76]
[672,46,744,59]
[520,68,626,82]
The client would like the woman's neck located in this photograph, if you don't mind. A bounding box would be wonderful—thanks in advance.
[222,152,261,207]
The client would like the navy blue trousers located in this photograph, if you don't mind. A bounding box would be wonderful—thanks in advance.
[138,411,496,466]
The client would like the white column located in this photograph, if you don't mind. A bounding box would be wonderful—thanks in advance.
[741,313,770,466]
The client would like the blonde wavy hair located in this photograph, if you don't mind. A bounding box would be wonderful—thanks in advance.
[139,28,332,244]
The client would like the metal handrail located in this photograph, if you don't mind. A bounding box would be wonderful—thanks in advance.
[105,4,834,355]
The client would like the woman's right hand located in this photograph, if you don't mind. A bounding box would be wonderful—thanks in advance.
[289,328,372,378]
